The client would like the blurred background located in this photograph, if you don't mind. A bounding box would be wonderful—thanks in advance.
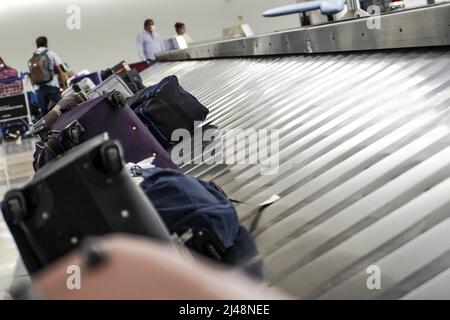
[1,0,442,73]
[0,0,300,72]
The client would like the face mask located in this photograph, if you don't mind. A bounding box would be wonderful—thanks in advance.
[0,64,4,68]
[151,25,157,31]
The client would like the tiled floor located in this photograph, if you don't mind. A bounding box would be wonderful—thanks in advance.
[0,139,35,299]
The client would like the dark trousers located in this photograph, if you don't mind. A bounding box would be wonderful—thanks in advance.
[36,86,61,118]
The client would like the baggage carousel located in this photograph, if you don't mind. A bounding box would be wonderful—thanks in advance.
[145,3,450,299]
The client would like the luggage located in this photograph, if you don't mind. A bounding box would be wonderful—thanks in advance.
[100,60,130,81]
[128,76,209,147]
[0,119,28,141]
[61,77,96,98]
[63,74,134,99]
[223,227,263,278]
[32,92,178,171]
[86,74,133,99]
[139,167,262,277]
[68,71,102,87]
[0,67,23,97]
[129,61,150,73]
[29,92,88,137]
[28,50,54,85]
[118,70,145,94]
[109,60,130,75]
[2,135,172,274]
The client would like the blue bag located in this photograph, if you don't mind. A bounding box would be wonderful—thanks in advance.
[128,76,209,147]
[139,168,262,277]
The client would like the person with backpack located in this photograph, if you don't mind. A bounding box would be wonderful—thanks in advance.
[29,36,67,117]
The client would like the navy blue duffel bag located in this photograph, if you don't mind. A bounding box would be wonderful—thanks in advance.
[138,168,262,278]
[127,75,209,148]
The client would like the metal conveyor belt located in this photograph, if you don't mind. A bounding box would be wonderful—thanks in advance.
[142,49,450,299]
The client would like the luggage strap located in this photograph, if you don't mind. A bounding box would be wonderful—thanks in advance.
[172,228,227,262]
[230,195,281,234]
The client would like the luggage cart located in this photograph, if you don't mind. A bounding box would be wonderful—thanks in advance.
[0,73,33,141]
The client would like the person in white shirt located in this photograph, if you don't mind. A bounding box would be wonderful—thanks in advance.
[31,36,67,117]
[137,19,163,63]
[175,22,194,44]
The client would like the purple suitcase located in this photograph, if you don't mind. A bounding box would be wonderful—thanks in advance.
[33,93,178,171]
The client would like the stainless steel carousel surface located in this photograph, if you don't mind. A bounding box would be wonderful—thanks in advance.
[141,48,450,299]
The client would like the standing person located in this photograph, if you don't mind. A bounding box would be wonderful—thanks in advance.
[137,19,163,64]
[174,22,194,44]
[29,36,67,117]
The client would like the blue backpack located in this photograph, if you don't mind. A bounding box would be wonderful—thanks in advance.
[139,168,262,277]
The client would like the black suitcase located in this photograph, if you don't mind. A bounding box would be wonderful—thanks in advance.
[2,134,171,274]
[119,70,145,94]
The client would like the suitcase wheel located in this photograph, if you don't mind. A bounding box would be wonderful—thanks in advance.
[3,192,27,225]
[68,127,81,145]
[99,142,123,175]
[107,91,126,110]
